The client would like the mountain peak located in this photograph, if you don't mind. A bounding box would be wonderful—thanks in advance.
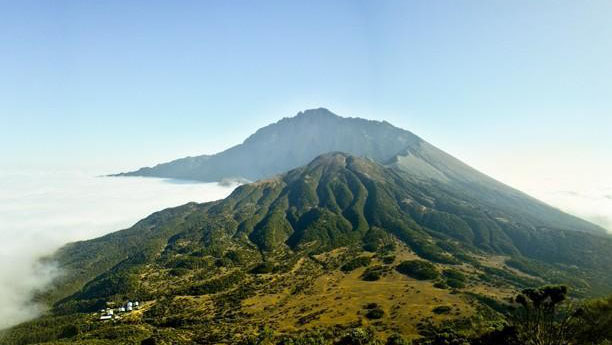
[296,107,338,118]
[304,152,377,173]
[306,151,350,166]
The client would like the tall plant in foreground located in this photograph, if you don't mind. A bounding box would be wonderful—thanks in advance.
[512,285,576,345]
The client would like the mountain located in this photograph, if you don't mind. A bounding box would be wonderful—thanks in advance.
[8,153,611,344]
[116,108,604,235]
[115,108,420,182]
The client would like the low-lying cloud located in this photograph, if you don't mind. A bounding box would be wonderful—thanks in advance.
[0,171,238,329]
[527,184,612,234]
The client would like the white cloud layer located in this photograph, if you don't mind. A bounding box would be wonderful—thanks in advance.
[472,154,612,234]
[0,171,237,329]
[530,185,612,233]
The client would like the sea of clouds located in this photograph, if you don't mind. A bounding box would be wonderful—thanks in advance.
[0,171,238,329]
[531,185,612,233]
[515,172,612,234]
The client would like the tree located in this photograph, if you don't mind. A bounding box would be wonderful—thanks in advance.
[511,285,576,345]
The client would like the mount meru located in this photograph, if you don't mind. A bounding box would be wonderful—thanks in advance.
[116,108,604,236]
[3,110,611,345]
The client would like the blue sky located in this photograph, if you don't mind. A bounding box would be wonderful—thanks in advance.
[1,0,611,180]
[1,1,611,328]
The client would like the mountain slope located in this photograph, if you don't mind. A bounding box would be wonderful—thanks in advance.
[116,108,604,235]
[115,108,420,182]
[51,154,612,308]
[7,153,611,345]
[388,140,603,234]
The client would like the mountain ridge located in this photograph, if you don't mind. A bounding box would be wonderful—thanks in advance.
[113,108,422,181]
[114,108,604,235]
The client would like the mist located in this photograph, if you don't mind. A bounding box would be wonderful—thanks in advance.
[473,154,612,234]
[518,175,612,234]
[0,170,238,329]
[535,186,612,234]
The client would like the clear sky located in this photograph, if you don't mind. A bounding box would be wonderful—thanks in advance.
[1,1,611,183]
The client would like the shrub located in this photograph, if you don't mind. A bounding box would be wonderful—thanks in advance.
[363,242,378,252]
[341,256,371,272]
[432,306,452,314]
[443,268,466,282]
[433,281,448,289]
[446,278,466,289]
[382,255,396,264]
[361,265,384,281]
[250,262,276,274]
[365,308,385,319]
[396,260,439,280]
[364,302,379,309]
[362,270,381,281]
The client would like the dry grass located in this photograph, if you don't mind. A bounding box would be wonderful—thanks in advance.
[241,244,476,339]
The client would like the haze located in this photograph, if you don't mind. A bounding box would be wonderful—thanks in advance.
[1,0,611,330]
[0,171,237,329]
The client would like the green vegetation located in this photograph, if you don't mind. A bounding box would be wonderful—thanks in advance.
[362,303,385,320]
[4,153,611,345]
[432,306,452,314]
[340,256,371,272]
[361,265,386,281]
[443,269,467,289]
[250,262,277,274]
[396,260,439,280]
[365,308,385,319]
[185,270,244,295]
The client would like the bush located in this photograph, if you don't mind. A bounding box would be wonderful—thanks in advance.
[433,281,448,289]
[361,265,384,281]
[382,255,396,264]
[364,302,379,309]
[446,278,466,289]
[341,256,371,272]
[362,271,381,281]
[443,268,466,282]
[432,306,452,314]
[250,262,276,274]
[365,308,385,319]
[396,260,439,280]
[363,303,384,319]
